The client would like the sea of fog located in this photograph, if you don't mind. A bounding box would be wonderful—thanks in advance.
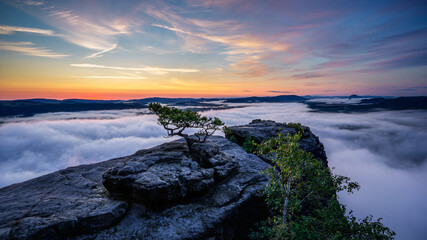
[1,103,426,239]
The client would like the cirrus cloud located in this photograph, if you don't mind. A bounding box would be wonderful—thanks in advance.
[0,25,55,35]
[0,41,68,58]
[70,63,200,74]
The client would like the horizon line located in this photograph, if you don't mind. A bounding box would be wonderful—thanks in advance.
[1,94,422,102]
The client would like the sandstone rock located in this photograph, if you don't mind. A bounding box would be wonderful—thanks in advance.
[225,119,328,164]
[102,138,241,203]
[89,136,270,239]
[0,136,270,239]
[0,160,128,240]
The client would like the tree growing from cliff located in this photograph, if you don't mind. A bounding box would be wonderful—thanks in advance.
[148,102,224,147]
[251,130,395,240]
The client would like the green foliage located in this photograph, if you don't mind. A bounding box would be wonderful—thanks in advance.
[229,135,237,143]
[223,126,232,135]
[148,102,224,143]
[242,134,258,153]
[287,122,304,133]
[251,132,395,240]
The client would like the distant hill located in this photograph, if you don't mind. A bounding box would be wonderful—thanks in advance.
[225,95,306,103]
[1,95,425,118]
[0,97,222,117]
[0,99,146,117]
[367,97,427,109]
[359,98,386,104]
[307,96,427,112]
[0,96,306,117]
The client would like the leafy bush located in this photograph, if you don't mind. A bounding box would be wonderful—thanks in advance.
[287,122,304,133]
[251,132,395,240]
[242,134,258,153]
[223,126,232,135]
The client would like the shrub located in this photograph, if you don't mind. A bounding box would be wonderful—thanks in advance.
[251,132,395,239]
[242,134,258,153]
[229,135,237,143]
[287,122,304,133]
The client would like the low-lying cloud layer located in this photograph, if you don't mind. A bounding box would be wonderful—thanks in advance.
[0,114,177,187]
[0,103,426,239]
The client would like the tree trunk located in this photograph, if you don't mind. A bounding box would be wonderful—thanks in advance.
[184,137,195,152]
[283,176,291,221]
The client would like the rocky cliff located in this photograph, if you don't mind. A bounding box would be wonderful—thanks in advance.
[0,120,326,240]
[225,119,327,165]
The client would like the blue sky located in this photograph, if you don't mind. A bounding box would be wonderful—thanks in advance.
[0,0,426,99]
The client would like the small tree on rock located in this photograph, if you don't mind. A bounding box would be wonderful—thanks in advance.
[148,102,224,148]
[251,130,395,239]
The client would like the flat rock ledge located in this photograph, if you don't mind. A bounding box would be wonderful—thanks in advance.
[225,119,328,165]
[0,120,326,240]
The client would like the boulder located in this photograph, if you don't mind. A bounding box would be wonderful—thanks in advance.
[0,160,128,240]
[0,136,270,239]
[225,119,328,165]
[102,138,240,203]
[98,136,270,239]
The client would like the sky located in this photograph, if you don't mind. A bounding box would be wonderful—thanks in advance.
[0,0,426,99]
[1,104,426,239]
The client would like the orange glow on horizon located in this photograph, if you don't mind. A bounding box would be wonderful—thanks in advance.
[0,88,305,100]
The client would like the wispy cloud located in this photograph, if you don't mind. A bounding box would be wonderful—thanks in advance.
[49,10,79,23]
[72,76,146,79]
[14,2,141,56]
[70,63,199,74]
[4,0,427,95]
[25,0,44,6]
[153,24,288,52]
[85,43,117,59]
[154,20,277,77]
[0,25,55,36]
[185,0,243,9]
[0,41,68,58]
[229,56,269,77]
[267,90,293,93]
[396,86,427,92]
[147,4,289,77]
[291,72,331,79]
